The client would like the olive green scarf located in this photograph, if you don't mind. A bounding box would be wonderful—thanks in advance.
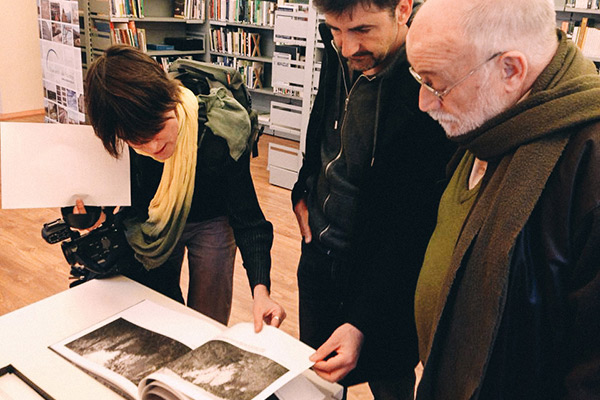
[124,86,199,269]
[417,31,600,400]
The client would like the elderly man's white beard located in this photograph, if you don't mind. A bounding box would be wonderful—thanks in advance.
[428,71,510,138]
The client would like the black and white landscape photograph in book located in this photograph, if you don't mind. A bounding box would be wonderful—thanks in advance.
[65,318,192,386]
[166,339,289,400]
[51,300,316,400]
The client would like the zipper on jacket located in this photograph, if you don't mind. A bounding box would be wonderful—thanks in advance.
[319,41,370,244]
[370,79,383,167]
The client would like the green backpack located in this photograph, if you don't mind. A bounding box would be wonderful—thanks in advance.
[168,59,262,157]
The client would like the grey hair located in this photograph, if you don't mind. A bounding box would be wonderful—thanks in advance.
[460,0,557,66]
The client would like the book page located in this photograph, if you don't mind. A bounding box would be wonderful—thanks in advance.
[273,374,326,400]
[50,300,223,399]
[139,323,315,400]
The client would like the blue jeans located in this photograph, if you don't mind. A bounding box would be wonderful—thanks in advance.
[124,216,236,325]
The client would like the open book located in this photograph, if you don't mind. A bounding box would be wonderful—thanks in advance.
[49,300,321,400]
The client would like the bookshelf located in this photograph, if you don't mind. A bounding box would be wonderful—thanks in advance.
[208,20,274,91]
[206,1,282,126]
[556,0,600,63]
[86,0,206,69]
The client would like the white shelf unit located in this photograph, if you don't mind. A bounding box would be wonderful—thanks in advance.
[267,142,302,189]
[270,3,309,141]
[267,2,322,189]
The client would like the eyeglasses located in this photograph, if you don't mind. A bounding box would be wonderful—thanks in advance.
[408,52,503,102]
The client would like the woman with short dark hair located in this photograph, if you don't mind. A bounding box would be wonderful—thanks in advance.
[83,45,285,331]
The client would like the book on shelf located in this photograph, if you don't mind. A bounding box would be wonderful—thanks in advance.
[174,0,185,18]
[154,55,193,72]
[274,44,305,61]
[49,300,320,400]
[173,0,206,19]
[576,17,590,49]
[560,21,571,36]
[570,18,600,59]
[570,17,600,58]
[138,28,147,52]
[582,26,600,59]
[94,20,111,34]
[110,0,144,18]
[213,55,235,67]
[273,87,302,98]
[109,21,142,49]
[235,59,264,89]
[209,0,276,26]
[210,27,261,57]
[147,43,176,50]
[181,0,206,19]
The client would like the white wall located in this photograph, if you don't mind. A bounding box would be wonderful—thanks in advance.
[0,0,44,116]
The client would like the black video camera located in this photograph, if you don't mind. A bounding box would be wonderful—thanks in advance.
[42,206,130,287]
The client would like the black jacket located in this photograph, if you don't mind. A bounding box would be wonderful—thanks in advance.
[292,24,455,382]
[477,123,600,399]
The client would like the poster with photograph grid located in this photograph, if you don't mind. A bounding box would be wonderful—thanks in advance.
[38,0,86,124]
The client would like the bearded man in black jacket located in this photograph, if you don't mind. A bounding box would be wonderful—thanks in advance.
[291,0,455,398]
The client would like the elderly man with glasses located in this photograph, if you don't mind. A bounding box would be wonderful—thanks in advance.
[406,0,600,399]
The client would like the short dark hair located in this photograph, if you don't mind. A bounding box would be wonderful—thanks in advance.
[84,45,181,157]
[313,0,400,16]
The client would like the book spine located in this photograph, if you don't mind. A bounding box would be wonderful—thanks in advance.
[577,17,589,49]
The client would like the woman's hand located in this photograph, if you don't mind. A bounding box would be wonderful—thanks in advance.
[252,284,286,333]
[73,198,106,231]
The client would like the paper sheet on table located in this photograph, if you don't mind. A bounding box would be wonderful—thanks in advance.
[0,122,130,209]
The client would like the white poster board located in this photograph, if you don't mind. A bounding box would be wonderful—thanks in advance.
[0,122,130,209]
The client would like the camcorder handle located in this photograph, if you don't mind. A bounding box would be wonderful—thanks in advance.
[43,206,129,288]
[60,205,105,229]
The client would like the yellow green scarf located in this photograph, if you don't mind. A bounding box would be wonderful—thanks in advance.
[124,86,199,269]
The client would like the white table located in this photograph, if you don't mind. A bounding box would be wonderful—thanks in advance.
[0,276,342,400]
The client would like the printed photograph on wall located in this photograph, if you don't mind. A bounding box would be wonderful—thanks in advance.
[37,0,85,124]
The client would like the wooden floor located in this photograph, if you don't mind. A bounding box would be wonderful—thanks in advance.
[0,113,373,399]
